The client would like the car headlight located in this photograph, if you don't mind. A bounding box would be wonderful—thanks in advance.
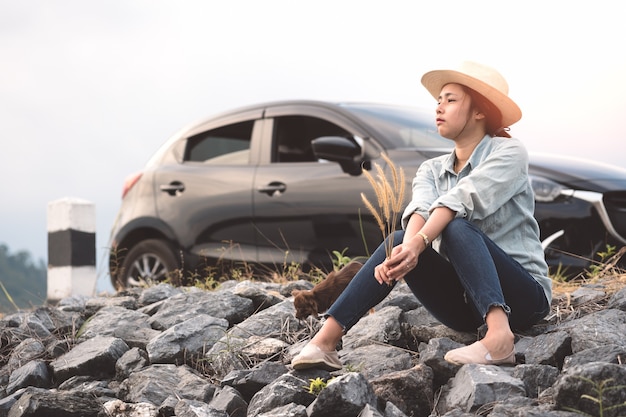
[529,175,566,203]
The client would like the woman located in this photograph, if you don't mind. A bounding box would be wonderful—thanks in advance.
[291,61,552,370]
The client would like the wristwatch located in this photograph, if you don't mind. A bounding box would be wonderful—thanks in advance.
[417,231,429,246]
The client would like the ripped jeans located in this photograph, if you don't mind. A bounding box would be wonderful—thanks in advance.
[326,218,550,333]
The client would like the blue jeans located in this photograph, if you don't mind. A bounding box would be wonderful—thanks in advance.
[326,218,550,333]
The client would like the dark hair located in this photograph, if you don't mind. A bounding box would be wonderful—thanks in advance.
[463,86,509,137]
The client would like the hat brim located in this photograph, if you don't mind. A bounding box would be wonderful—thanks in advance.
[421,69,522,128]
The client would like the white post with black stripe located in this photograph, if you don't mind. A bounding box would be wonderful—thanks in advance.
[47,197,96,301]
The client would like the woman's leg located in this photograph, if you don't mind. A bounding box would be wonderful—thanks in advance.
[302,218,526,351]
[295,218,549,367]
[292,231,405,370]
[437,219,550,361]
[308,230,405,352]
[440,219,550,331]
[402,247,482,332]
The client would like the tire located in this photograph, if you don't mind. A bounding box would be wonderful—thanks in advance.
[117,239,180,289]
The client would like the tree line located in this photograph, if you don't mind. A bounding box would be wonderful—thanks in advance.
[0,244,46,315]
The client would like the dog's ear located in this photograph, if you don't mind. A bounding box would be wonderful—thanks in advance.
[291,289,301,297]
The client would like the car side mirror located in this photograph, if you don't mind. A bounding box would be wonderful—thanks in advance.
[311,136,364,176]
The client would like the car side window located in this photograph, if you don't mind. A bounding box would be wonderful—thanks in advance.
[184,120,254,164]
[273,116,351,163]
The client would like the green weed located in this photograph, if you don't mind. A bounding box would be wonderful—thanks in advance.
[564,377,626,417]
[0,281,19,311]
[304,377,334,396]
[331,248,353,271]
[587,245,617,278]
[344,362,364,373]
[549,263,571,283]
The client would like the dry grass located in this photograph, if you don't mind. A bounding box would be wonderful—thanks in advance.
[360,153,406,258]
[548,246,626,323]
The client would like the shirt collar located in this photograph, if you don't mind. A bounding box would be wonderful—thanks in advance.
[438,135,492,178]
[440,153,456,177]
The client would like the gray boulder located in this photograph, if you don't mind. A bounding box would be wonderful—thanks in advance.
[1,279,625,416]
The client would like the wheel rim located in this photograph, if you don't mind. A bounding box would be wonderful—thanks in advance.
[126,252,170,287]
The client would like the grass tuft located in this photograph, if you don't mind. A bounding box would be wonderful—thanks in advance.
[360,153,406,258]
[549,246,625,324]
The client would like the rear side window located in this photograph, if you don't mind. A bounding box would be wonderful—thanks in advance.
[184,120,254,164]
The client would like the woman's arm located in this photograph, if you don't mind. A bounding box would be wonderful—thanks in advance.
[375,206,455,285]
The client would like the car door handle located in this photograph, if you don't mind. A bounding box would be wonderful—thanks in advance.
[160,181,185,196]
[258,181,287,196]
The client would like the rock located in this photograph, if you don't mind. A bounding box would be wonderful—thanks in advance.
[148,290,254,329]
[553,362,626,417]
[512,364,560,398]
[570,285,606,307]
[562,344,626,371]
[221,361,290,402]
[369,364,434,417]
[523,330,572,368]
[607,286,626,311]
[257,403,307,417]
[340,344,414,379]
[0,279,624,416]
[247,374,315,416]
[102,399,159,417]
[555,309,626,352]
[118,364,217,406]
[209,386,247,417]
[343,306,406,350]
[174,399,228,416]
[5,360,51,395]
[75,305,151,341]
[116,347,150,381]
[6,339,46,372]
[418,337,464,387]
[437,364,526,414]
[306,373,377,417]
[231,281,285,312]
[49,335,129,383]
[137,283,183,305]
[146,314,228,364]
[6,388,102,417]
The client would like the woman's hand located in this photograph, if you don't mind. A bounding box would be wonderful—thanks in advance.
[374,241,420,286]
[374,207,453,285]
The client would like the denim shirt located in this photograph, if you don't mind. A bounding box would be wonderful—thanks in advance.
[401,135,552,304]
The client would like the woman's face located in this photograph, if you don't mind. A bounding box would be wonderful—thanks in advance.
[435,83,483,140]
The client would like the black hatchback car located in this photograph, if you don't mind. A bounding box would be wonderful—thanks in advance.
[108,100,626,289]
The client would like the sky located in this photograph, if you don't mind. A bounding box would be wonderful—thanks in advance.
[1,1,625,294]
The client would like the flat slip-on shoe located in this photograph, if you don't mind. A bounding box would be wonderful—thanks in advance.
[291,343,342,371]
[444,341,515,366]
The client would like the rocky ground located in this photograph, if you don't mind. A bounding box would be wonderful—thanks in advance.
[0,262,625,417]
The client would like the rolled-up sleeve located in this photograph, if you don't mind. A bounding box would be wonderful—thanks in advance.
[401,158,442,228]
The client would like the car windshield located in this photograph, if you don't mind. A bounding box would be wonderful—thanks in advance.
[341,103,452,149]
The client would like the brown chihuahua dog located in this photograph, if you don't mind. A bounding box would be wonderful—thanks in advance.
[292,260,363,320]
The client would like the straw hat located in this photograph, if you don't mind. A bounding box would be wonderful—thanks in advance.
[421,61,522,128]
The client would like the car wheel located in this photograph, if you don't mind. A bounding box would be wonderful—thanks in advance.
[117,239,180,288]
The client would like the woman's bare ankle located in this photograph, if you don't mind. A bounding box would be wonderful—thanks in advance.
[482,306,515,357]
[310,341,336,352]
[481,330,514,358]
[309,317,343,352]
